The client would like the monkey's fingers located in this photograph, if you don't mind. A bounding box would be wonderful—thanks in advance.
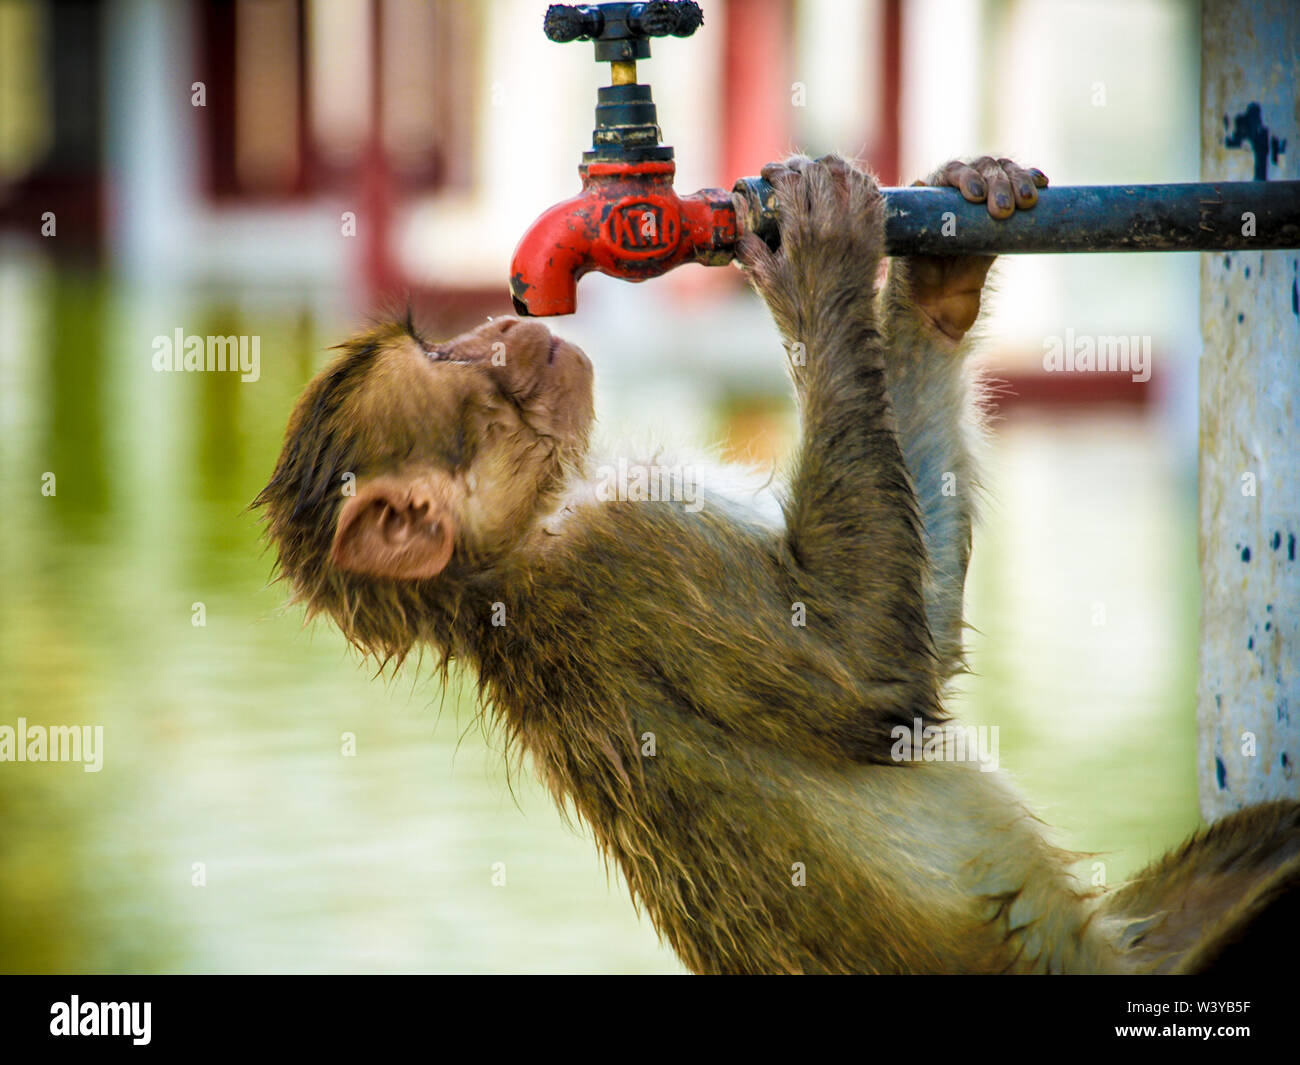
[759,156,846,239]
[732,229,784,295]
[929,160,988,202]
[814,153,857,203]
[733,229,774,268]
[760,155,816,186]
[759,157,815,221]
[968,157,1019,219]
[997,158,1049,210]
[930,157,1048,217]
[759,162,792,185]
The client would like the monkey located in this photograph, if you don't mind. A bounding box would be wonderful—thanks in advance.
[256,154,1300,974]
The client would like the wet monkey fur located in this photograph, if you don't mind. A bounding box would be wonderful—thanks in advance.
[257,155,1300,974]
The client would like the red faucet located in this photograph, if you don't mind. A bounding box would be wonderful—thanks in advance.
[510,157,739,318]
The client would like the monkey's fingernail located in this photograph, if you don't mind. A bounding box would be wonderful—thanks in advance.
[1019,183,1034,198]
[970,180,985,197]
[995,193,1011,209]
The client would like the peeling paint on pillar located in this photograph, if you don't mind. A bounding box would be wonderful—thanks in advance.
[1198,0,1300,820]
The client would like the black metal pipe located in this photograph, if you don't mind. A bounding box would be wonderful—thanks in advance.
[732,179,1300,254]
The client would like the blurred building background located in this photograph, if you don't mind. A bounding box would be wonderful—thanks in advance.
[1,0,1203,973]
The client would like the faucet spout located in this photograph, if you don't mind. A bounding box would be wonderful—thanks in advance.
[509,195,592,317]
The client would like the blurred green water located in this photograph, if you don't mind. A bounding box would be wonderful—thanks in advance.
[0,268,1200,974]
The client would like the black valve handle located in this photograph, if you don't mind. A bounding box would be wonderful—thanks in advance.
[546,2,703,61]
[547,2,703,162]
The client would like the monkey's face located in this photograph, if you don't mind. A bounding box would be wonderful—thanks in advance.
[258,315,593,633]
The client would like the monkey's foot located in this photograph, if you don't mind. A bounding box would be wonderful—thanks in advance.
[906,158,1048,342]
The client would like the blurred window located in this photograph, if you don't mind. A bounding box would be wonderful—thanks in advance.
[198,0,479,201]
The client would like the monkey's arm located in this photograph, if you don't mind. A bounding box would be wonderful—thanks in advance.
[736,155,940,712]
[879,158,1048,677]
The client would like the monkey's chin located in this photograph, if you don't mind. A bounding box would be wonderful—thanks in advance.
[551,336,593,376]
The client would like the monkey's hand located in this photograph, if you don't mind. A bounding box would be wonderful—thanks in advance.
[902,158,1048,341]
[734,153,886,348]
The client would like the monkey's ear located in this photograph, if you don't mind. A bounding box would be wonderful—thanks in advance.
[331,476,456,580]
